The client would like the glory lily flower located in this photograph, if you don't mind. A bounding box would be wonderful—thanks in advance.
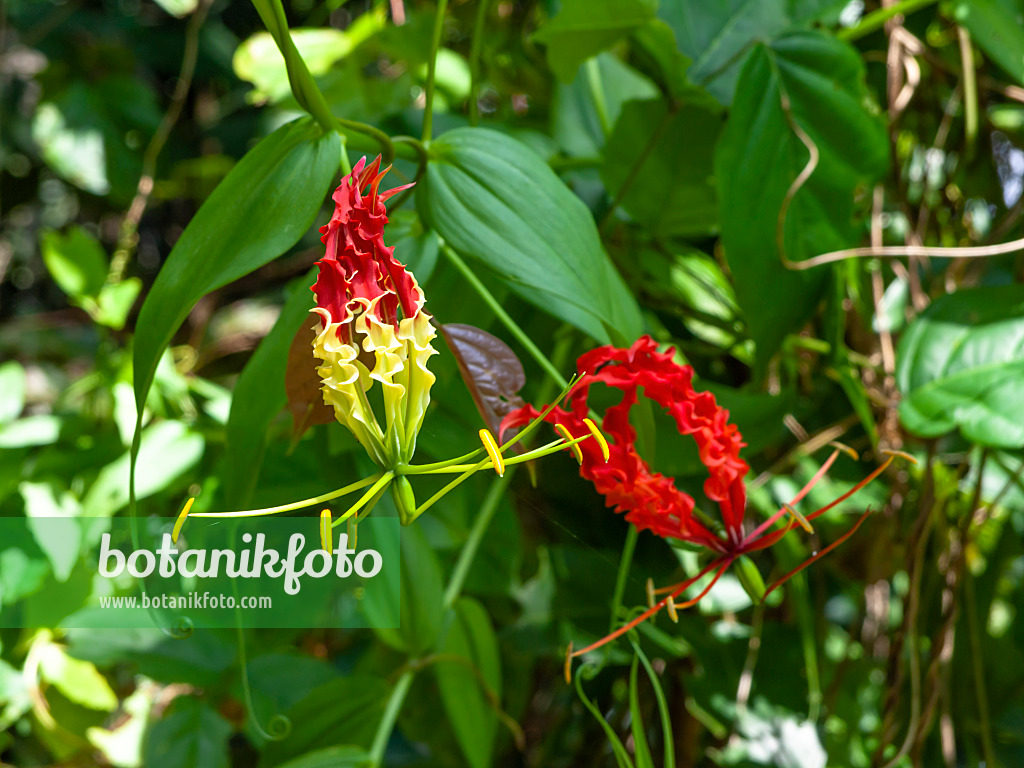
[310,155,433,468]
[499,335,909,674]
[172,161,606,538]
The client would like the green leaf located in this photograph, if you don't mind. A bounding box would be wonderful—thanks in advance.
[437,597,502,768]
[261,677,389,768]
[94,279,142,330]
[132,118,339,418]
[420,127,642,344]
[362,525,444,655]
[222,272,315,506]
[0,415,62,448]
[152,0,198,17]
[601,99,722,236]
[20,482,82,582]
[38,642,117,712]
[553,52,659,158]
[143,697,231,768]
[658,0,792,105]
[0,362,26,425]
[714,31,887,372]
[533,0,656,83]
[952,0,1024,86]
[896,283,1024,448]
[234,17,384,103]
[274,746,372,768]
[83,420,204,517]
[40,227,109,300]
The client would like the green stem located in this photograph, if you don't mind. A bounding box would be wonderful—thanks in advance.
[189,473,383,519]
[608,526,638,633]
[441,243,567,387]
[958,26,978,160]
[422,0,450,141]
[836,0,938,42]
[468,0,492,126]
[585,58,611,137]
[443,471,514,609]
[368,669,415,768]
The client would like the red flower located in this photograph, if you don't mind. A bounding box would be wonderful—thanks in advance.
[500,335,902,663]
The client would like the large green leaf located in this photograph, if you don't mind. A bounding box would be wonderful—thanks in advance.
[714,31,887,372]
[896,284,1024,448]
[437,597,502,768]
[658,0,791,105]
[420,127,642,344]
[952,0,1024,86]
[144,697,231,768]
[601,99,722,236]
[533,0,656,83]
[132,118,339,418]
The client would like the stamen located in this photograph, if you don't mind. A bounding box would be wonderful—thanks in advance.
[646,577,656,608]
[829,441,859,461]
[784,503,814,534]
[763,508,873,600]
[582,417,610,462]
[564,642,574,684]
[172,497,194,544]
[665,595,679,623]
[478,428,505,476]
[554,424,583,465]
[881,449,918,464]
[320,509,332,551]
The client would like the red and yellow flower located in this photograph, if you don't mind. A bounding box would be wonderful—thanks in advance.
[310,156,434,467]
[500,335,907,672]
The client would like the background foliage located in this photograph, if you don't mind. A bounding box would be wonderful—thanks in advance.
[3,0,1024,766]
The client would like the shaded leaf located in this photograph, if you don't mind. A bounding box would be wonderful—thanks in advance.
[441,323,526,436]
[437,597,502,768]
[143,697,231,768]
[896,283,1024,448]
[261,677,389,767]
[602,99,722,236]
[952,0,1024,86]
[533,0,656,83]
[715,31,887,372]
[658,0,792,105]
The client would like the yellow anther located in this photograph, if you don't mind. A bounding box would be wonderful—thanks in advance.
[583,417,610,462]
[564,642,574,684]
[554,424,583,465]
[784,503,814,534]
[172,497,194,544]
[478,428,505,477]
[646,577,656,609]
[320,508,332,551]
[881,449,918,464]
[828,441,859,461]
[665,595,679,623]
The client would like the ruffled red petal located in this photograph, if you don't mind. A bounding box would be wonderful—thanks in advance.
[500,336,749,547]
[311,156,422,336]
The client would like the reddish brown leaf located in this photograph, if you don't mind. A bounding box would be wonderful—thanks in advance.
[441,323,527,437]
[285,317,335,441]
